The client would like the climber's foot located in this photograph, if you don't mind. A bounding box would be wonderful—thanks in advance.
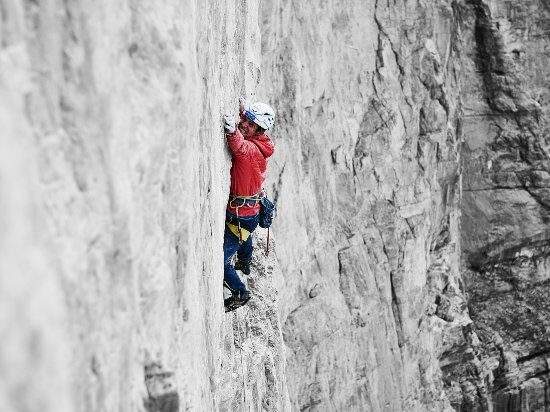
[224,289,251,312]
[234,259,251,276]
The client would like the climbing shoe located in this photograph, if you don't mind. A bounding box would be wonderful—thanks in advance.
[224,289,251,313]
[234,259,251,276]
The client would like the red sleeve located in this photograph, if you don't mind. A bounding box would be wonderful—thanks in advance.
[226,129,255,158]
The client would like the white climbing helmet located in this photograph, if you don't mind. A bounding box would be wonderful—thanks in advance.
[244,102,275,131]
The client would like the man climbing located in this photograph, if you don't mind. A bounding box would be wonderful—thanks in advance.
[222,98,275,312]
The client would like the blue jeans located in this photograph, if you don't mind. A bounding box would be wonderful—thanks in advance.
[223,211,259,293]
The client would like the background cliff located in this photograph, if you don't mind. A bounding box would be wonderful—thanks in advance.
[444,1,550,409]
[0,0,548,411]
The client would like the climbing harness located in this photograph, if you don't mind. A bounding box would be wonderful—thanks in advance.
[228,193,263,208]
[228,192,262,244]
[227,190,275,256]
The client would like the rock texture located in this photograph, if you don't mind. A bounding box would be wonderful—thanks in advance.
[0,0,548,411]
[259,1,464,410]
[441,1,550,410]
[1,0,286,410]
[259,1,549,410]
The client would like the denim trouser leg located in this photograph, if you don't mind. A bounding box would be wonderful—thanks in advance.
[237,235,253,263]
[223,212,259,292]
[223,227,246,292]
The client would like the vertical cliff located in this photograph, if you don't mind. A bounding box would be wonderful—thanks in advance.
[1,0,287,410]
[259,0,463,410]
[1,0,548,411]
[442,1,550,410]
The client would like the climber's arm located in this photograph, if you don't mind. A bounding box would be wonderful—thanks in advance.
[223,103,254,157]
[226,129,254,158]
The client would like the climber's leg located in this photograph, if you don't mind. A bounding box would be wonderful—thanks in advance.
[223,212,259,311]
[223,225,247,293]
[223,233,251,311]
[236,236,253,275]
[235,213,258,275]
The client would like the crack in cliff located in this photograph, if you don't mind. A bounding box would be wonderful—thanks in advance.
[372,0,414,111]
[525,186,550,211]
[468,278,550,301]
[468,233,550,270]
[464,185,550,192]
[374,24,385,76]
[467,0,542,120]
[373,8,403,80]
[516,348,550,364]
[389,270,405,348]
[272,163,286,206]
[465,184,550,211]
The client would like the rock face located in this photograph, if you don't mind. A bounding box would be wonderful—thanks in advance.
[0,0,548,411]
[1,1,285,410]
[441,1,550,410]
[259,1,463,410]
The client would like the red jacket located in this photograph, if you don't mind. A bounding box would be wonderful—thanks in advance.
[226,120,274,217]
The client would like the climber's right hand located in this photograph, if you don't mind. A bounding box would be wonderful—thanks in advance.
[223,113,236,134]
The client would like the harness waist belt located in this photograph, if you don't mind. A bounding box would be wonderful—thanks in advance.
[228,194,262,208]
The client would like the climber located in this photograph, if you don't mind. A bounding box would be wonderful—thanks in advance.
[222,97,275,312]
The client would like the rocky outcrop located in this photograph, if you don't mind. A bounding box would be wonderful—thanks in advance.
[441,0,550,410]
[1,0,548,411]
[259,0,465,409]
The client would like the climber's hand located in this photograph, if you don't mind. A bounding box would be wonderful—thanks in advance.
[239,96,249,114]
[223,113,236,134]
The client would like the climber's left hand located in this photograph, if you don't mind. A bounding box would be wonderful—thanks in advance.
[223,113,236,134]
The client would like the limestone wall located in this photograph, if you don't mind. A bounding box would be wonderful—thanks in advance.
[259,1,463,410]
[0,0,548,411]
[1,0,285,410]
[443,1,550,409]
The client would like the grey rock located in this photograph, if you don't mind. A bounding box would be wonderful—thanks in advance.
[0,0,548,411]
